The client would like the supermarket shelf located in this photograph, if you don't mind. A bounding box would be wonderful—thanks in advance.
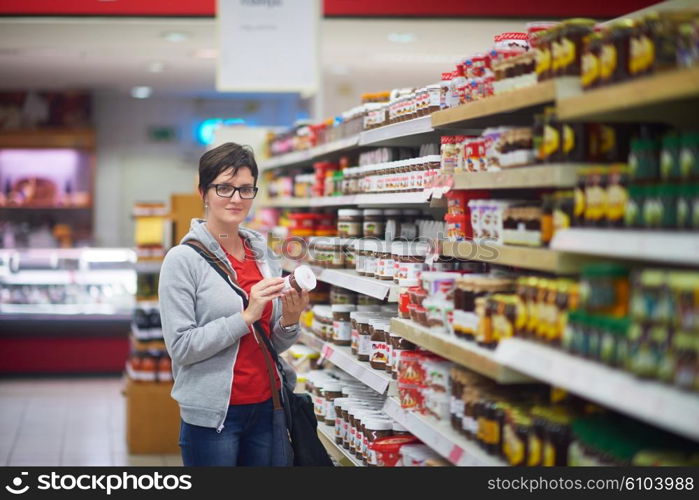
[299,328,394,395]
[319,268,399,302]
[266,191,433,208]
[265,197,315,208]
[320,341,394,395]
[359,115,438,147]
[354,190,432,207]
[441,240,585,273]
[266,195,358,208]
[551,229,699,266]
[496,338,699,442]
[557,67,699,126]
[259,150,312,171]
[317,422,363,466]
[259,135,359,172]
[298,328,324,352]
[282,261,396,301]
[390,318,531,384]
[432,78,581,129]
[383,397,507,466]
[452,164,580,190]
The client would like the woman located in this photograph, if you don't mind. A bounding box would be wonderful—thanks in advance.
[159,142,308,466]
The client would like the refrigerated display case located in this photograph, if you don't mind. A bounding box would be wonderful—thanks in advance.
[0,247,136,374]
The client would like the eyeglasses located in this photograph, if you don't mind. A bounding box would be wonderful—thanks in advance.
[209,184,258,199]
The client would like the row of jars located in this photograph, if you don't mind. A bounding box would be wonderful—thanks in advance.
[307,238,430,282]
[305,371,412,466]
[310,304,417,377]
[341,155,442,195]
[363,86,441,130]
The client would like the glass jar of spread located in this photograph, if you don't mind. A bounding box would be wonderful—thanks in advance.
[332,304,356,346]
[582,30,603,89]
[352,409,382,457]
[395,242,426,282]
[362,209,385,238]
[343,238,356,269]
[324,237,343,269]
[333,398,351,444]
[342,402,368,450]
[312,305,334,340]
[350,311,362,355]
[376,241,394,281]
[356,315,374,362]
[391,333,416,380]
[369,320,390,370]
[323,382,343,426]
[337,209,363,238]
[364,419,394,466]
[384,209,403,241]
[363,240,379,279]
[560,19,596,76]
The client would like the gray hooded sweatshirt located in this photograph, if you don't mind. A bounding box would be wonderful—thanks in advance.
[158,218,299,432]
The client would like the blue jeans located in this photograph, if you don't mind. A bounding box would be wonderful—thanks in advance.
[180,398,275,466]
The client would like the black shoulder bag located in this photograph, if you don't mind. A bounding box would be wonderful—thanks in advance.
[184,240,333,467]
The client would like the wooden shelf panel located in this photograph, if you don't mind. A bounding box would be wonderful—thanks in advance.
[431,78,580,129]
[557,67,699,126]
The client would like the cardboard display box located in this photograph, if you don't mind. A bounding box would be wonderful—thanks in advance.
[125,378,180,454]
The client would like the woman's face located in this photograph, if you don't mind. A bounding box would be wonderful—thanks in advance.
[202,167,256,227]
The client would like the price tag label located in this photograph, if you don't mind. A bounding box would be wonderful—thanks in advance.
[321,344,334,361]
[448,445,464,464]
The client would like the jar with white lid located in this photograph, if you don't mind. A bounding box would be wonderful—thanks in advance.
[337,209,363,238]
[353,410,385,458]
[322,381,343,426]
[343,402,371,450]
[364,418,394,466]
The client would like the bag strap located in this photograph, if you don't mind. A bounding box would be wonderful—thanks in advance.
[183,240,284,411]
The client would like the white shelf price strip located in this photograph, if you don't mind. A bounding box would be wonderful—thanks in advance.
[551,229,699,266]
[382,397,506,466]
[318,341,392,395]
[495,338,699,442]
[318,268,398,302]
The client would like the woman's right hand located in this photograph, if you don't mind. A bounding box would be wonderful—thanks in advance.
[241,277,285,326]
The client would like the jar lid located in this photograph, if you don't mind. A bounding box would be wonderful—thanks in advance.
[332,304,357,313]
[363,209,384,216]
[384,209,402,216]
[364,418,394,431]
[357,305,381,312]
[392,421,409,432]
[338,209,363,217]
[292,265,317,291]
[403,209,420,216]
[323,382,343,392]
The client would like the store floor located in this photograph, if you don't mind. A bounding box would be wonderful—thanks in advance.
[0,376,182,466]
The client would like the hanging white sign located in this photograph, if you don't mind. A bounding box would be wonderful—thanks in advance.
[216,0,320,93]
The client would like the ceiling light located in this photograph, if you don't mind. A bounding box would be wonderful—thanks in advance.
[131,86,152,99]
[147,61,165,73]
[193,48,218,59]
[387,33,416,44]
[162,31,190,43]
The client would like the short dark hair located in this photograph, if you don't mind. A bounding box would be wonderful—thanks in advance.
[198,142,258,194]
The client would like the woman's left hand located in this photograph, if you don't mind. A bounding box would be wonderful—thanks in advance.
[280,288,310,328]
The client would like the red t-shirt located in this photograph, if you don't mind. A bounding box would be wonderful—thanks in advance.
[225,240,280,405]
